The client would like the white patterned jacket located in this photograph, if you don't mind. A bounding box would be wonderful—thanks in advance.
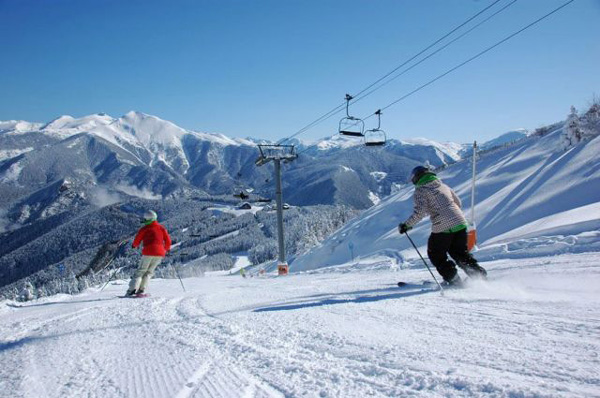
[404,178,467,233]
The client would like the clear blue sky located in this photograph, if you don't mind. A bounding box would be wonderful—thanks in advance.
[1,0,599,143]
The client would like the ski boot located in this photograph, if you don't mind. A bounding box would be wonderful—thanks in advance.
[460,264,487,279]
[442,273,464,288]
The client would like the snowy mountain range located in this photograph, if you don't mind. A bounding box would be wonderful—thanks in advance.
[0,110,525,230]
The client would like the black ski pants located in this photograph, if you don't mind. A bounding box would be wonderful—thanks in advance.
[427,229,479,282]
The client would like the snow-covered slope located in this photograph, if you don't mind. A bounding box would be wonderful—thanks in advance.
[0,120,44,134]
[1,252,598,397]
[399,137,464,162]
[292,125,600,271]
[478,129,528,151]
[39,113,116,140]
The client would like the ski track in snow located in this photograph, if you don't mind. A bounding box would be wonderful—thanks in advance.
[1,253,599,397]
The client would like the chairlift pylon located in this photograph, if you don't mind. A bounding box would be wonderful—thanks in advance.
[364,109,386,147]
[339,94,365,137]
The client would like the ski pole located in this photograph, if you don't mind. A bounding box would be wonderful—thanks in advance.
[405,231,444,295]
[166,248,186,292]
[174,265,186,292]
[100,261,121,292]
[99,240,129,292]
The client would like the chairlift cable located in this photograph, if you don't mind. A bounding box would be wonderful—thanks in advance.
[336,0,520,130]
[351,0,504,101]
[277,0,505,144]
[276,102,346,145]
[294,0,575,151]
[350,0,519,108]
[371,0,576,116]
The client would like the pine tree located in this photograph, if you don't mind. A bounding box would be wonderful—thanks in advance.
[562,106,582,149]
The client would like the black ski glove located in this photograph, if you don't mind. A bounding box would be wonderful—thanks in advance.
[398,223,412,234]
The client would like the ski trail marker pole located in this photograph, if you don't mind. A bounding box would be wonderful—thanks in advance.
[405,231,444,295]
[467,140,478,251]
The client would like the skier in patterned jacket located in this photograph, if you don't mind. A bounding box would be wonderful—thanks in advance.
[126,210,171,296]
[399,166,487,285]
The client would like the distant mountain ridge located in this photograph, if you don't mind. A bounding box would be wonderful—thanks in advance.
[0,111,529,230]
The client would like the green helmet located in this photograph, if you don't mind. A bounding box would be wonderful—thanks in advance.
[142,210,158,225]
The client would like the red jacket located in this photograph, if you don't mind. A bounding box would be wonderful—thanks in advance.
[132,221,171,257]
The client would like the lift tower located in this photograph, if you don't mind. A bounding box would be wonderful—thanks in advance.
[255,144,298,275]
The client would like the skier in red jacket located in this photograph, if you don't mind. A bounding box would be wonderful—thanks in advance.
[126,210,171,296]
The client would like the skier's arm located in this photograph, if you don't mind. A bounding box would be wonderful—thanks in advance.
[451,189,462,208]
[404,189,428,227]
[163,227,172,252]
[132,229,144,249]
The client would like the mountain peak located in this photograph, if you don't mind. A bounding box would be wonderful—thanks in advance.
[41,115,75,130]
[122,110,154,121]
[0,120,44,133]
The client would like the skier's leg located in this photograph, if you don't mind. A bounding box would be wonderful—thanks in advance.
[449,230,487,278]
[427,233,458,282]
[138,256,162,292]
[128,256,153,294]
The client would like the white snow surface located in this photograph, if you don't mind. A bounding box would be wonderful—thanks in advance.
[315,134,365,150]
[370,171,388,182]
[40,114,116,139]
[0,161,24,183]
[1,252,599,397]
[400,137,464,161]
[0,148,34,162]
[292,127,600,272]
[207,203,264,216]
[0,121,43,134]
[368,191,381,205]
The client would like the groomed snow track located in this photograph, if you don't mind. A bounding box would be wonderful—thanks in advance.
[1,253,599,397]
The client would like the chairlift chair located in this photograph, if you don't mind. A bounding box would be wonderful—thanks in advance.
[339,94,365,137]
[364,109,386,147]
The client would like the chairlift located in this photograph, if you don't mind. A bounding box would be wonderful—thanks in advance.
[364,109,387,147]
[339,94,364,137]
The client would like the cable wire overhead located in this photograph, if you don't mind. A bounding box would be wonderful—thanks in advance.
[278,0,507,144]
[375,0,576,116]
[293,0,575,156]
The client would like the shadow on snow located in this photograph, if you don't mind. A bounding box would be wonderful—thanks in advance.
[253,285,437,313]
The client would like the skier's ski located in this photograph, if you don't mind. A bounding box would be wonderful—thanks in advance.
[398,276,484,289]
[116,293,151,299]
